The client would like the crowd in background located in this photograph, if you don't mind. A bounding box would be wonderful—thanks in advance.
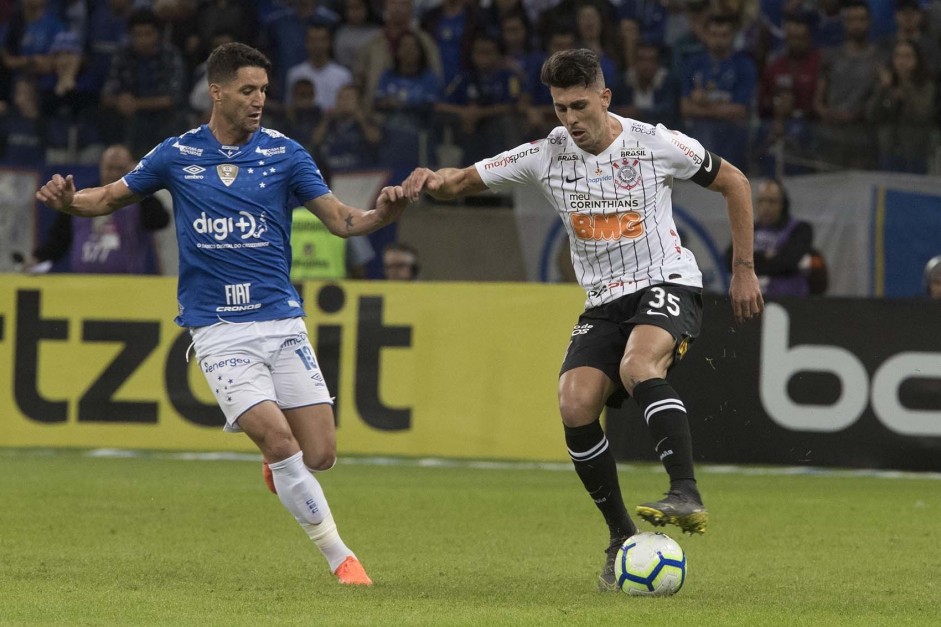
[3,0,941,178]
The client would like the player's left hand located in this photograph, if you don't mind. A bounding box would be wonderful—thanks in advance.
[376,185,409,223]
[729,270,764,324]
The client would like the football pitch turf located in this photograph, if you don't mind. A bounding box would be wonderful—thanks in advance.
[1,448,938,626]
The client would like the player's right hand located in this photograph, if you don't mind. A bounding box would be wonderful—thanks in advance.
[35,174,76,211]
[402,168,441,201]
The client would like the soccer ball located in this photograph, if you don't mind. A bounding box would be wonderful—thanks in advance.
[615,531,687,596]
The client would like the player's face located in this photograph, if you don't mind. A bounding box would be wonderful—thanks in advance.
[550,83,612,154]
[215,66,268,137]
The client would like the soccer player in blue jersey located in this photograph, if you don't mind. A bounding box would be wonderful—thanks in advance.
[36,42,409,587]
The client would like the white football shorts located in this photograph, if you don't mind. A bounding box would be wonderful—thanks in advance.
[190,317,333,432]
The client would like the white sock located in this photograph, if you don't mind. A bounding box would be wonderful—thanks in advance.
[268,451,353,571]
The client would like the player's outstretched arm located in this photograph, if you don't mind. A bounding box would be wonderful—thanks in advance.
[708,160,764,323]
[304,186,409,238]
[402,165,487,201]
[35,175,141,218]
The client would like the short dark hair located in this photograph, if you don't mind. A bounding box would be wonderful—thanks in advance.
[540,48,603,89]
[206,42,272,85]
[128,9,161,31]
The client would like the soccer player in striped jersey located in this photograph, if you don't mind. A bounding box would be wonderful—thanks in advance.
[36,43,410,587]
[403,48,764,591]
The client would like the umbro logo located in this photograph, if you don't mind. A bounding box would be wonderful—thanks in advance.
[565,175,583,183]
[183,165,205,179]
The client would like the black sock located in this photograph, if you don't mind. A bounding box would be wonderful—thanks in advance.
[632,378,698,497]
[564,420,637,541]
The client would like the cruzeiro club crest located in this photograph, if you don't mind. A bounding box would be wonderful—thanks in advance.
[217,164,239,187]
[612,158,641,190]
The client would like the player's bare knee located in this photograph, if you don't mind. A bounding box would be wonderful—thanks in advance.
[620,356,659,395]
[262,431,300,463]
[558,391,601,427]
[303,450,336,472]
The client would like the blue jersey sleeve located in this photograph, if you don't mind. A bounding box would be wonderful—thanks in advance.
[122,139,173,196]
[291,145,331,204]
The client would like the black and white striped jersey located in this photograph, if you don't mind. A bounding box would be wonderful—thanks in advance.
[475,114,706,309]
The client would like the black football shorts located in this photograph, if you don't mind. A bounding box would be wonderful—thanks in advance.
[559,284,703,407]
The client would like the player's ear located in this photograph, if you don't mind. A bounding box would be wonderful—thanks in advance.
[209,82,222,102]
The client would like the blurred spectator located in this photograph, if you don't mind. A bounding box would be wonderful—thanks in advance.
[188,31,237,124]
[574,1,621,84]
[753,79,815,177]
[383,242,420,280]
[725,178,815,297]
[286,25,353,110]
[681,13,756,167]
[521,28,575,137]
[924,255,941,299]
[499,9,541,86]
[354,0,442,113]
[878,0,940,77]
[618,0,669,49]
[312,83,382,171]
[612,41,680,128]
[83,0,134,97]
[813,1,880,170]
[279,78,325,150]
[29,144,170,274]
[373,30,440,172]
[437,34,522,163]
[334,0,382,70]
[421,0,480,87]
[43,30,103,163]
[866,39,938,174]
[669,0,709,77]
[812,0,844,49]
[537,0,616,49]
[0,77,45,166]
[0,0,67,92]
[100,9,185,157]
[262,0,342,99]
[188,0,259,62]
[481,0,529,40]
[758,10,820,121]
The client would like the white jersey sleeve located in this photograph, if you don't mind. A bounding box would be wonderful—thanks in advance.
[651,124,711,182]
[474,141,547,193]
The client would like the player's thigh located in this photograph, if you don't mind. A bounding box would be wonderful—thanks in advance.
[283,403,337,471]
[621,325,677,388]
[237,400,300,462]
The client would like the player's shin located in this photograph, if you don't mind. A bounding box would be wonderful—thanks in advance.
[632,378,699,498]
[564,420,637,541]
[268,451,353,571]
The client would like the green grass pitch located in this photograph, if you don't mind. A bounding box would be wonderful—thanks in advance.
[1,449,939,626]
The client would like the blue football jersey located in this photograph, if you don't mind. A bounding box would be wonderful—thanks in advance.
[123,125,330,327]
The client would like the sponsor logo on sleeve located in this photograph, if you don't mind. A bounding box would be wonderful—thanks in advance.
[670,138,703,166]
[483,147,540,169]
[255,145,286,157]
[172,141,204,157]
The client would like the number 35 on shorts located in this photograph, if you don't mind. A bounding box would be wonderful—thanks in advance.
[644,286,681,317]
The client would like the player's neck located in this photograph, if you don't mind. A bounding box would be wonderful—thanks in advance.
[207,118,253,147]
[584,113,622,156]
